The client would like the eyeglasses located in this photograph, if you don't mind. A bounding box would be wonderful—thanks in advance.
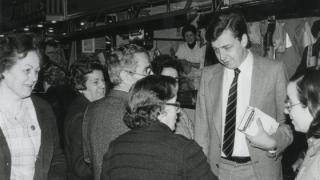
[165,102,180,112]
[124,69,152,77]
[284,99,301,112]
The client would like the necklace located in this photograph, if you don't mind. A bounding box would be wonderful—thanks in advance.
[0,100,24,120]
[14,101,24,120]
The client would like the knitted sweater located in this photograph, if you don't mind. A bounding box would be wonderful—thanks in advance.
[101,121,217,180]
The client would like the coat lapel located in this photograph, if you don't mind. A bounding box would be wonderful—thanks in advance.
[209,66,224,141]
[250,54,269,108]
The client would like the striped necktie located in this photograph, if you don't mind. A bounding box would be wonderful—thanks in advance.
[223,68,240,157]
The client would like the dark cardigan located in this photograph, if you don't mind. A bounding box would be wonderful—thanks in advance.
[101,121,217,180]
[0,95,67,180]
[64,94,93,180]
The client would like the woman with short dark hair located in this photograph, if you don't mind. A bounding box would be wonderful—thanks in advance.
[175,24,206,90]
[64,60,106,180]
[285,67,320,179]
[152,55,194,139]
[0,32,67,180]
[101,75,217,180]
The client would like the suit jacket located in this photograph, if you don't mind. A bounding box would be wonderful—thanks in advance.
[82,89,130,180]
[101,121,217,180]
[64,94,93,180]
[0,95,67,180]
[194,53,293,180]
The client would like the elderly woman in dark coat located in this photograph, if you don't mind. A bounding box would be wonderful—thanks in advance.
[101,75,217,180]
[64,60,107,180]
[0,33,67,180]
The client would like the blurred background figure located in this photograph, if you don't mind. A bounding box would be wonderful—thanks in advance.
[285,67,320,180]
[0,32,67,179]
[34,61,75,149]
[64,60,107,180]
[296,20,320,72]
[175,24,206,90]
[152,55,194,139]
[101,75,217,180]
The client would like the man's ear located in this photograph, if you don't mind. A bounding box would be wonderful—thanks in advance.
[157,111,167,122]
[120,70,129,83]
[240,34,248,48]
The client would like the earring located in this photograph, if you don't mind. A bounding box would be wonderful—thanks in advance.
[0,75,4,79]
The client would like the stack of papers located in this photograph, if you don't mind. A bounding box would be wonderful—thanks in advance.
[238,106,279,136]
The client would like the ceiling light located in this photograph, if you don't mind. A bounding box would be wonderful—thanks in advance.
[51,21,57,23]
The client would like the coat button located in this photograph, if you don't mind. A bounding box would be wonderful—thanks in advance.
[219,144,221,148]
[31,125,35,130]
[216,164,219,168]
[6,163,8,165]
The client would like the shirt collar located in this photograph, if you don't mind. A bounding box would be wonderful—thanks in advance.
[225,50,253,78]
[307,137,320,157]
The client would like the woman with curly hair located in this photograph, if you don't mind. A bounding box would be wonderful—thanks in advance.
[101,75,217,180]
[64,60,106,180]
[285,67,320,179]
[0,32,67,179]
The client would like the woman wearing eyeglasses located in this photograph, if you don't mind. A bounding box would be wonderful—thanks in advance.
[100,75,217,180]
[284,67,320,180]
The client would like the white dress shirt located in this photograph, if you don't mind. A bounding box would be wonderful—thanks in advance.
[221,50,253,157]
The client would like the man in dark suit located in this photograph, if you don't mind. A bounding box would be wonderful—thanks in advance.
[194,11,293,180]
[82,44,152,180]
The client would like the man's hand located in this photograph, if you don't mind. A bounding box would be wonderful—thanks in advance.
[246,118,277,151]
[292,158,304,172]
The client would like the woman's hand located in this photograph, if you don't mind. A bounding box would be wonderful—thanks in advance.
[179,59,192,74]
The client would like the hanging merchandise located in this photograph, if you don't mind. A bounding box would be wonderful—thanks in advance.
[294,19,316,57]
[152,41,161,61]
[273,21,287,53]
[248,22,261,44]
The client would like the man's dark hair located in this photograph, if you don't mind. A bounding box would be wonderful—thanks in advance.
[205,11,251,48]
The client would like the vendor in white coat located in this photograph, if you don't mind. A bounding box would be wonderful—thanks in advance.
[175,24,206,90]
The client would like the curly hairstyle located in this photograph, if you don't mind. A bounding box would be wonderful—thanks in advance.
[205,11,251,48]
[182,24,197,41]
[0,32,43,76]
[42,61,67,86]
[107,44,149,85]
[290,67,320,139]
[151,55,183,75]
[124,75,177,129]
[68,60,104,92]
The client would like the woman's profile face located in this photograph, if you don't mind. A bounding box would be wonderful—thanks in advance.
[159,95,179,131]
[82,70,106,102]
[285,82,313,133]
[184,31,196,45]
[2,51,40,99]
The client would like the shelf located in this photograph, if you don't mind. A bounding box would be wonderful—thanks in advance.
[54,8,192,41]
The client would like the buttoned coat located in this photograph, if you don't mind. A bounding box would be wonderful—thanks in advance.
[194,53,293,180]
[0,95,67,180]
[82,89,130,180]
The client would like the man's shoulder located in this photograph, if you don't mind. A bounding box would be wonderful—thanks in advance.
[202,63,223,74]
[253,53,283,66]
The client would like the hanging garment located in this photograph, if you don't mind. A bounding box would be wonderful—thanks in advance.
[295,20,315,56]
